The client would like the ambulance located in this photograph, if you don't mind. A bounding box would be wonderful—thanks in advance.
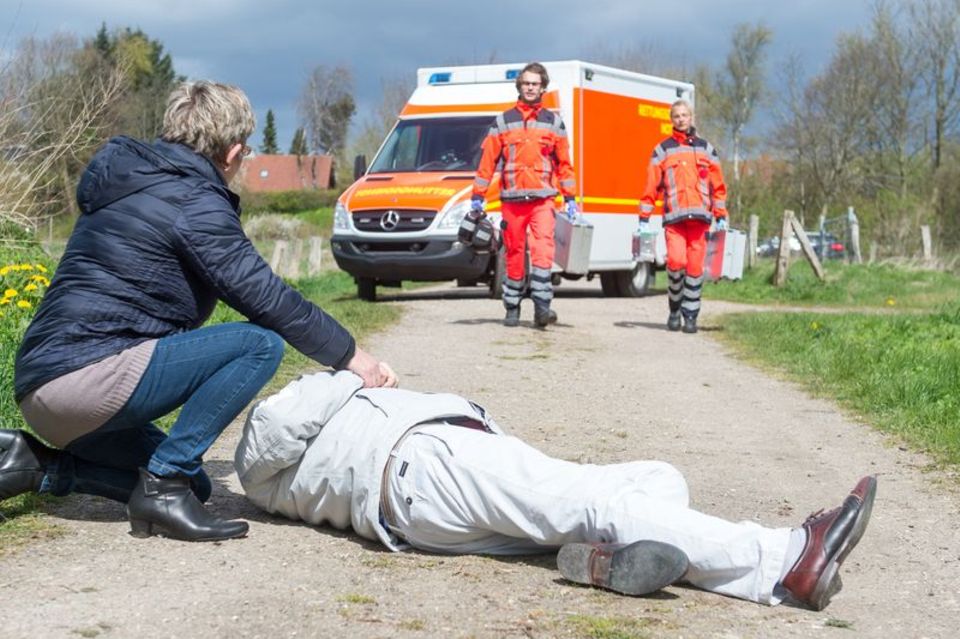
[331,60,693,301]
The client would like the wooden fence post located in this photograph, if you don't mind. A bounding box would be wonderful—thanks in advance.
[308,236,324,275]
[772,209,793,287]
[847,206,862,264]
[748,214,758,269]
[270,240,289,276]
[789,215,826,281]
[921,225,932,262]
[287,238,303,280]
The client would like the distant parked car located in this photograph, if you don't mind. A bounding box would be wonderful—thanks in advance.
[806,231,846,260]
[756,235,800,257]
[756,231,845,259]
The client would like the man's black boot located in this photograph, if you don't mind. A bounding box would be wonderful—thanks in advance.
[0,429,57,500]
[667,312,681,332]
[503,306,520,327]
[682,317,698,334]
[127,468,248,542]
[534,305,558,328]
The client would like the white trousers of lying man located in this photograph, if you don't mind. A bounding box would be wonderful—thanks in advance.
[234,371,875,610]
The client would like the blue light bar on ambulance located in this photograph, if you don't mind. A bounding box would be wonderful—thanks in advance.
[505,69,520,80]
[428,72,452,84]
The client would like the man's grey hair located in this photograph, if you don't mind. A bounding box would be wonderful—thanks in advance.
[161,81,255,163]
[670,99,694,117]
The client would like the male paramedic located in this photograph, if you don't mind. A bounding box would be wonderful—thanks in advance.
[640,99,728,334]
[472,62,577,328]
[235,370,876,611]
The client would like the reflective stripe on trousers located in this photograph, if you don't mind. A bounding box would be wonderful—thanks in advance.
[502,277,523,310]
[528,266,553,309]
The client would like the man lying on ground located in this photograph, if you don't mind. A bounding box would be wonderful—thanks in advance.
[234,370,876,610]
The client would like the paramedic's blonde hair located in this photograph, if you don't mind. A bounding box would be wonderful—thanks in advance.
[161,81,255,163]
[670,99,694,118]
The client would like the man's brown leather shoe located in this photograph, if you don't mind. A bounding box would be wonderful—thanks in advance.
[781,475,877,610]
[557,539,689,596]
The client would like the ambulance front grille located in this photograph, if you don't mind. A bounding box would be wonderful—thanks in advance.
[352,209,436,233]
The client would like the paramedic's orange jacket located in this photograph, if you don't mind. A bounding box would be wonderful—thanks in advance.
[640,128,727,225]
[473,99,576,201]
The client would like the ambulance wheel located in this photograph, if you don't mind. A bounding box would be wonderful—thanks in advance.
[615,262,653,297]
[489,245,506,299]
[357,277,377,302]
[599,272,622,297]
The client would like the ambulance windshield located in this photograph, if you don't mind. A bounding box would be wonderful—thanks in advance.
[369,116,493,173]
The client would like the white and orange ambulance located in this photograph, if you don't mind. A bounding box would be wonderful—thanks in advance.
[331,60,693,301]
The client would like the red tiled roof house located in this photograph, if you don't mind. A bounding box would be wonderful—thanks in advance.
[238,154,333,192]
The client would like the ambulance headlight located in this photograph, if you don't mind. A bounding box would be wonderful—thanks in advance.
[333,201,351,231]
[436,200,471,231]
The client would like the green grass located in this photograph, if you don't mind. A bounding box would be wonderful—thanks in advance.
[720,305,960,466]
[705,259,960,309]
[563,614,655,639]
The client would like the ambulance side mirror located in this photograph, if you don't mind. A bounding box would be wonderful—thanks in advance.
[353,154,367,181]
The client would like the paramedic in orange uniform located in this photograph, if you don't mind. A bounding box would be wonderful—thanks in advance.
[472,62,577,328]
[640,100,727,334]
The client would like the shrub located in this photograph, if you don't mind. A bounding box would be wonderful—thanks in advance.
[240,189,340,215]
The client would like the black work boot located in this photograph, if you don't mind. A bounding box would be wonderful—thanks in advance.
[534,305,558,328]
[503,306,520,327]
[667,312,681,332]
[0,429,57,500]
[127,468,248,542]
[682,317,698,334]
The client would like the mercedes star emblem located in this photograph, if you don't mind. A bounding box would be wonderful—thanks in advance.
[379,210,401,231]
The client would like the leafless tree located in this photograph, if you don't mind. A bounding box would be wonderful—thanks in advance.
[298,64,356,159]
[708,22,772,215]
[348,75,415,169]
[909,0,960,170]
[0,34,125,229]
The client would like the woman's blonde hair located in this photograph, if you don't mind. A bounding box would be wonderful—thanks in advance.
[161,81,255,163]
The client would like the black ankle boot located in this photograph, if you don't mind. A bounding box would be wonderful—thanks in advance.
[534,305,557,327]
[127,468,248,541]
[0,429,57,500]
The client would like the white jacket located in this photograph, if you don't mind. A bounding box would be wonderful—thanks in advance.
[234,371,503,549]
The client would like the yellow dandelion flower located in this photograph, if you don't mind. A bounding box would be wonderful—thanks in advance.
[30,274,49,284]
[810,321,820,331]
[0,298,9,305]
[886,297,896,306]
[3,288,17,298]
[36,264,48,273]
[0,266,9,276]
[16,300,32,309]
[18,263,34,271]
[24,283,38,292]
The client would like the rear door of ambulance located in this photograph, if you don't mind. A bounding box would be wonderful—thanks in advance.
[572,63,694,296]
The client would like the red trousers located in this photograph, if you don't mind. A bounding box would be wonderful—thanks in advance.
[665,219,710,277]
[501,199,555,281]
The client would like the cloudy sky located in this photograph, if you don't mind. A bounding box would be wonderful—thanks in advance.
[2,0,877,149]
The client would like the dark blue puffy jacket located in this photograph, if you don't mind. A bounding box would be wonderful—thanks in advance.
[14,136,355,401]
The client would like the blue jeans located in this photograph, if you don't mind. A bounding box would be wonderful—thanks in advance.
[46,323,285,503]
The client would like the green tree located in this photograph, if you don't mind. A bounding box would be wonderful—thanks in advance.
[88,25,180,139]
[261,109,279,154]
[289,127,308,155]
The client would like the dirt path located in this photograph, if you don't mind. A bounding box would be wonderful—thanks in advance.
[2,280,958,638]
